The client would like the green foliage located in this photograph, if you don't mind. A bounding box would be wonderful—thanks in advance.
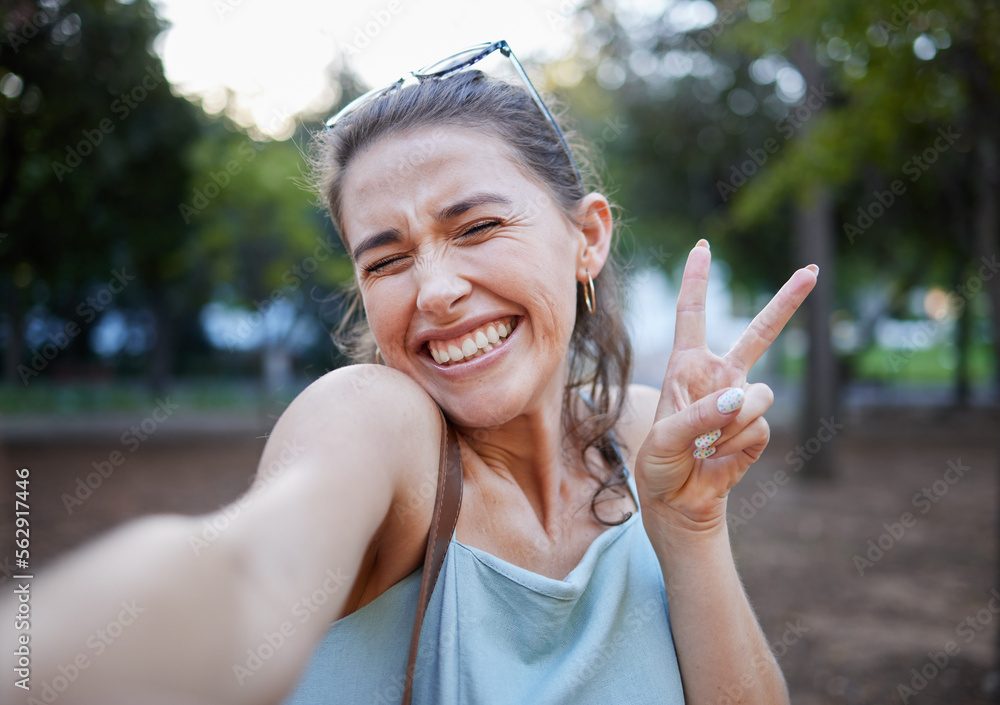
[1,0,351,386]
[183,123,351,305]
[563,0,998,379]
[1,0,202,292]
[0,378,273,414]
[1,0,204,384]
[721,0,999,227]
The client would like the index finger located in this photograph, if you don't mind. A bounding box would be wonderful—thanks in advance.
[672,239,712,351]
[726,265,819,372]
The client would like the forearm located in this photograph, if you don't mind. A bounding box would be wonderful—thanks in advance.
[645,515,789,705]
[16,514,287,705]
[11,476,379,705]
[4,367,434,705]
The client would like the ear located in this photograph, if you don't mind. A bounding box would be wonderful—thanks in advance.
[574,193,614,281]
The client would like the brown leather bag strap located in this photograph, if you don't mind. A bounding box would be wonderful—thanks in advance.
[401,408,463,705]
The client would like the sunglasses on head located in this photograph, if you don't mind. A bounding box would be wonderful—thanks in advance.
[325,39,582,185]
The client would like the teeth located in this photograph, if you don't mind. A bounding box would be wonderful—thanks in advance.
[428,318,516,366]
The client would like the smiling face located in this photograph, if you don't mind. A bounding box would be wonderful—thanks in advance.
[338,126,611,428]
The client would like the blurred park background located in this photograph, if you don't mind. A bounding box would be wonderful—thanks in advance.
[2,0,1000,703]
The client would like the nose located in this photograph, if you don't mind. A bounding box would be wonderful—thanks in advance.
[415,259,472,317]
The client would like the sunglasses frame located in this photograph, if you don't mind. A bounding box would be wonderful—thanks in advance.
[325,40,582,185]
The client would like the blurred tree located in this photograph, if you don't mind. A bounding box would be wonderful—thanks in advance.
[563,0,999,477]
[0,0,203,390]
[722,0,1000,409]
[181,117,352,390]
[0,1,362,393]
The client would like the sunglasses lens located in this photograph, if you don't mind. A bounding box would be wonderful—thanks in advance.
[416,42,495,77]
[326,80,402,128]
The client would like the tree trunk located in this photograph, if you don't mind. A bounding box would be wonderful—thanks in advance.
[794,186,838,480]
[148,295,175,396]
[788,40,838,479]
[263,345,293,392]
[3,285,24,386]
[969,136,1000,695]
[953,259,972,408]
[1,112,26,387]
[973,138,1000,404]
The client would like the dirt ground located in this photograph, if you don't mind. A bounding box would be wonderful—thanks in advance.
[1,402,998,704]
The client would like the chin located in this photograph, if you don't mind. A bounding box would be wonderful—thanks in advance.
[435,371,560,433]
[435,392,522,430]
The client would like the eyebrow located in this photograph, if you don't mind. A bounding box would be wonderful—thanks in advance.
[435,192,512,221]
[351,192,513,261]
[351,229,402,262]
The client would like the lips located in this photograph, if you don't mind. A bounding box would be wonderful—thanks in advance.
[424,316,518,366]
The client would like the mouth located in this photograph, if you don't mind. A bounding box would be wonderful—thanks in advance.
[425,316,519,367]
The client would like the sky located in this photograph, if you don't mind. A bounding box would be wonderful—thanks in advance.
[153,0,591,139]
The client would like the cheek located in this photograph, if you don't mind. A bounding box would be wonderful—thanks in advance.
[485,244,573,303]
[496,234,580,327]
[515,265,580,344]
[361,283,410,346]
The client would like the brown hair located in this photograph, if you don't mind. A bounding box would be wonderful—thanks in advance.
[311,70,634,524]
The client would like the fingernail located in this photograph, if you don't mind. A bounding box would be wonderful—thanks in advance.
[695,429,721,449]
[696,238,710,250]
[717,388,744,414]
[693,446,716,460]
[806,264,819,275]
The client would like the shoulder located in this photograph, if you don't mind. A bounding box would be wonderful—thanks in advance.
[275,364,442,449]
[258,363,444,504]
[292,363,441,422]
[613,383,660,466]
[258,365,446,612]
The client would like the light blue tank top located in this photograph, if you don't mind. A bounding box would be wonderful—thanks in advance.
[283,474,685,704]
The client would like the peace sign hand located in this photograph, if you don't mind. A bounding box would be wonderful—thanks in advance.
[635,240,818,535]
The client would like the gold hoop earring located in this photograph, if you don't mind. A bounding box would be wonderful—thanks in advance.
[583,271,596,315]
[375,347,384,365]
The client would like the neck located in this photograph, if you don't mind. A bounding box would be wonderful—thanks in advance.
[454,365,582,528]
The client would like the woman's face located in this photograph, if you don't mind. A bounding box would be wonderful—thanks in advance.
[339,126,610,427]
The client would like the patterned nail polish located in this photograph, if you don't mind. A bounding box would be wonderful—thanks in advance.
[693,446,716,460]
[695,429,721,449]
[717,388,744,414]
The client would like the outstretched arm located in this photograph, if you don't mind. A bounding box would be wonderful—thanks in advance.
[635,239,817,704]
[3,365,442,705]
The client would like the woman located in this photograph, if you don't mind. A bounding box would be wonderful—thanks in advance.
[9,41,817,704]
